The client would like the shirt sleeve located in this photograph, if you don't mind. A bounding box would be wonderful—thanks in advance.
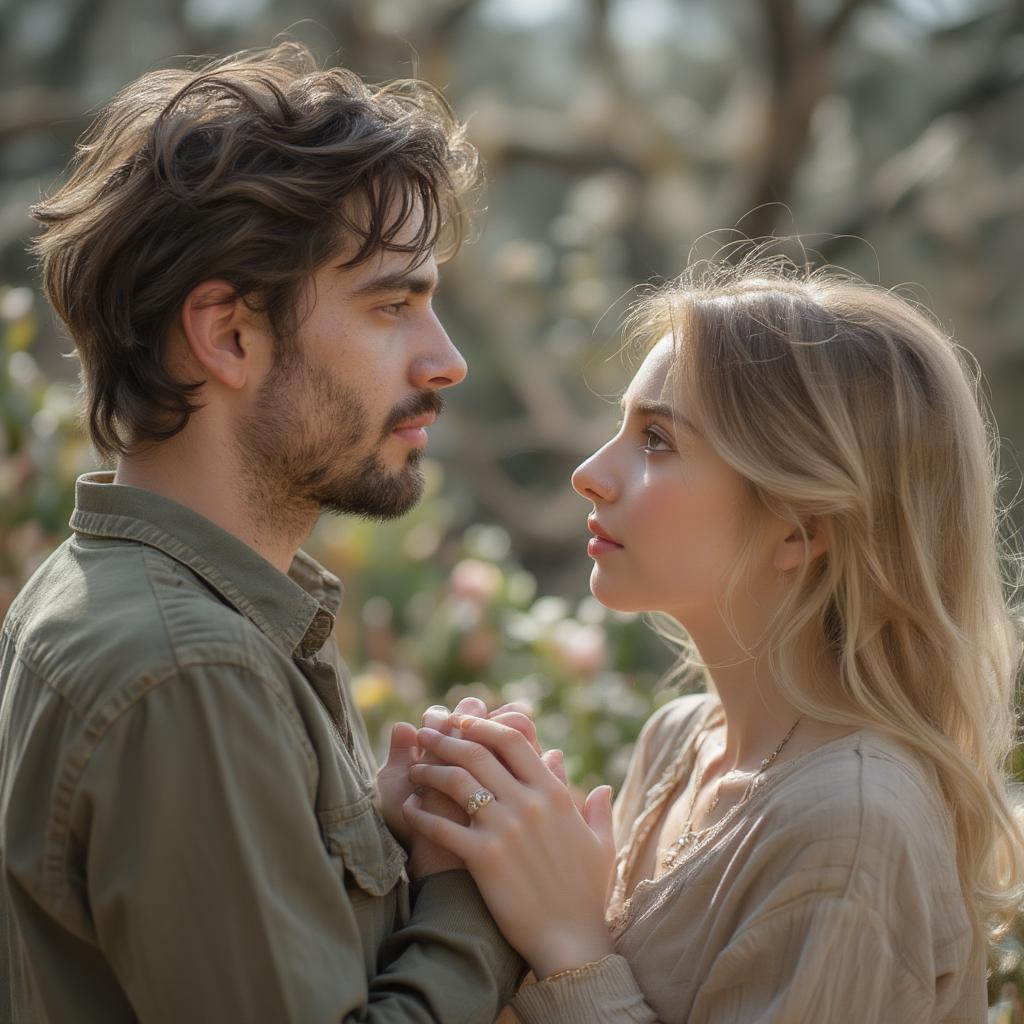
[689,895,934,1024]
[73,662,520,1024]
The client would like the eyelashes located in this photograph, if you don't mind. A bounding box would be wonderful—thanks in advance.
[614,417,675,454]
[642,427,672,453]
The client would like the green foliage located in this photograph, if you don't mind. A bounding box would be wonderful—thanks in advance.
[0,288,92,618]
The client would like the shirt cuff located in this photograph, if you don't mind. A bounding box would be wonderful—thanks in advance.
[512,953,656,1024]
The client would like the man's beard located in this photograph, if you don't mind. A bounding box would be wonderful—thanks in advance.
[237,349,442,530]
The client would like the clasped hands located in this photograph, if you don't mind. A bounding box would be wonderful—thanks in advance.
[376,696,563,873]
[376,697,618,979]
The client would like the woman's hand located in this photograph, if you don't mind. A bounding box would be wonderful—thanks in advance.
[402,715,616,979]
[376,699,550,864]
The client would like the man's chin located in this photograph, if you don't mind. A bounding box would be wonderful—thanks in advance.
[318,465,426,522]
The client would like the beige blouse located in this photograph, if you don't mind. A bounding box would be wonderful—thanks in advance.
[510,694,985,1023]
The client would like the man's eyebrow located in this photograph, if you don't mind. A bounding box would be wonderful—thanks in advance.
[620,396,698,432]
[349,270,439,299]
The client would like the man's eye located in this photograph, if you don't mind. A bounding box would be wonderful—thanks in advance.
[379,300,408,316]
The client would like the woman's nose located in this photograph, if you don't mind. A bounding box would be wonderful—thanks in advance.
[572,446,616,503]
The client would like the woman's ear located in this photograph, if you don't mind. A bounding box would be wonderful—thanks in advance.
[179,279,260,391]
[773,516,830,573]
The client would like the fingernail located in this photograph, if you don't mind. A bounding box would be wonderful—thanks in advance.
[417,727,440,742]
[450,714,469,729]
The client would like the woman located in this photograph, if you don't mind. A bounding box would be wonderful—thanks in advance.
[396,256,1024,1021]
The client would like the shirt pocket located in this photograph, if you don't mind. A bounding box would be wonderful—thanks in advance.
[318,794,406,897]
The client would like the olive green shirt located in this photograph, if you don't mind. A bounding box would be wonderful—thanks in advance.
[0,472,521,1023]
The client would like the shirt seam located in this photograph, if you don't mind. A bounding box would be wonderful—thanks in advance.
[71,511,313,657]
[45,658,320,914]
[840,735,866,902]
[1,616,89,723]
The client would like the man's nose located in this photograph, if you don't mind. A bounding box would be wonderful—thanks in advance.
[411,311,467,390]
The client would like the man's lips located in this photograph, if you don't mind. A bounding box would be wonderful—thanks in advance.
[391,412,437,447]
[587,517,623,557]
[392,412,437,431]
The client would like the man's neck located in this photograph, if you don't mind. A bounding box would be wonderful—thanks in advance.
[113,437,315,575]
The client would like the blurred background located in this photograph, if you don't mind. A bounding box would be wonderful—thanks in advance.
[2,0,1024,1000]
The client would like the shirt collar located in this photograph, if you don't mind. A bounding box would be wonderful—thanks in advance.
[69,472,341,659]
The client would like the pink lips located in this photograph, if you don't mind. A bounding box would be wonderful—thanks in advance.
[587,517,623,558]
[391,413,436,448]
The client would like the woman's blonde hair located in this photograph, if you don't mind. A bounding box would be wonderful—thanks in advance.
[626,248,1024,947]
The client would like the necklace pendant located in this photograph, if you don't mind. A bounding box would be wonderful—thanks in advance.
[662,831,696,869]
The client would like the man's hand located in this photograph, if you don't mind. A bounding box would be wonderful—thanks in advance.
[377,721,421,847]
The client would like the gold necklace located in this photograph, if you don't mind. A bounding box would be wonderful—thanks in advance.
[661,716,802,870]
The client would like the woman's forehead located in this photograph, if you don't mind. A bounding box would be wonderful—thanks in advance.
[624,335,676,406]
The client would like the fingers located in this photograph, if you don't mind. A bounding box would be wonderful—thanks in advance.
[541,747,567,787]
[416,727,515,797]
[583,785,617,902]
[441,716,551,788]
[539,751,587,815]
[421,704,453,733]
[488,701,534,720]
[382,721,419,771]
[416,781,471,826]
[409,762,490,816]
[420,697,489,735]
[402,793,474,861]
[583,785,615,854]
[453,696,489,719]
[488,710,541,754]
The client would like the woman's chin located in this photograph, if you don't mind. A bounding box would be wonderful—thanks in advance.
[588,573,644,615]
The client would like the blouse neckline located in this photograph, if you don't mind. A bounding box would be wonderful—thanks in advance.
[608,696,866,933]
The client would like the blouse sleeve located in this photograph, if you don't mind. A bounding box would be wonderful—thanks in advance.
[511,954,662,1024]
[690,895,935,1024]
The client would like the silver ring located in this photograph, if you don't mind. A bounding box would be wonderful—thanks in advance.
[466,788,494,816]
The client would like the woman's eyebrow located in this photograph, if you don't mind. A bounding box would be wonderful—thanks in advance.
[620,396,698,433]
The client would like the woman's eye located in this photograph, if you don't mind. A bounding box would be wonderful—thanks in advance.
[642,428,671,453]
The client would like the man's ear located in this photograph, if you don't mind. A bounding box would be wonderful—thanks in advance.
[179,279,260,390]
[773,516,830,573]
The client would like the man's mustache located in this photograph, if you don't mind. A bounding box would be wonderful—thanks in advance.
[381,391,445,438]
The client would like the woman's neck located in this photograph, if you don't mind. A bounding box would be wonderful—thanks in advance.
[686,621,855,773]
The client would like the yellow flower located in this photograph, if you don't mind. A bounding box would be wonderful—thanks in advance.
[352,669,394,710]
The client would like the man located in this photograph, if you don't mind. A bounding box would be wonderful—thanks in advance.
[0,43,521,1022]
